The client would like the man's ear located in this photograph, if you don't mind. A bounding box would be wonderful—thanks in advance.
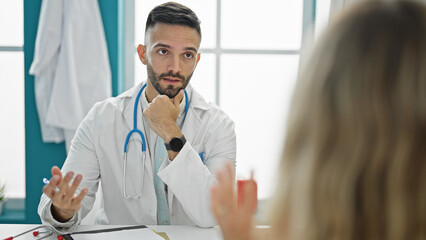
[196,52,201,65]
[137,44,147,65]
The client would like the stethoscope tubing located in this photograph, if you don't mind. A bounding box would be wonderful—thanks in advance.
[122,83,189,200]
[4,225,62,240]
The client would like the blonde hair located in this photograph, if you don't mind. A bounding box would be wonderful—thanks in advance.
[269,1,426,240]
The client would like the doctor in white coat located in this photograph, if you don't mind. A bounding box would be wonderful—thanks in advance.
[38,2,236,230]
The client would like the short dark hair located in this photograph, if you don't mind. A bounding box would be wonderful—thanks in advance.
[145,2,201,39]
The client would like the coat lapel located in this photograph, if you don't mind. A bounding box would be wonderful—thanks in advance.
[121,82,143,131]
[181,85,209,142]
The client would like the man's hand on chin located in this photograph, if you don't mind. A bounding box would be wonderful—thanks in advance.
[143,89,184,141]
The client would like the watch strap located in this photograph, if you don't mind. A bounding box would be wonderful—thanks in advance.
[165,135,186,151]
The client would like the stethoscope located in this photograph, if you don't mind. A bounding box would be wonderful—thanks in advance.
[4,225,63,240]
[122,83,189,200]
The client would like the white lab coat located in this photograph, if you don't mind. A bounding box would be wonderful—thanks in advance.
[29,0,111,150]
[38,82,236,231]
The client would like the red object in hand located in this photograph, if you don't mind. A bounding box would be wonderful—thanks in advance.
[237,179,258,212]
[33,231,40,236]
[57,235,64,240]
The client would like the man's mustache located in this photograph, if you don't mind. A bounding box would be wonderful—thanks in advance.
[158,72,185,81]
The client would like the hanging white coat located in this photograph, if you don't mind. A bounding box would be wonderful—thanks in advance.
[29,0,111,148]
[38,83,237,230]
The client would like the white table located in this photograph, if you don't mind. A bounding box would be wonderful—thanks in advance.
[0,224,224,240]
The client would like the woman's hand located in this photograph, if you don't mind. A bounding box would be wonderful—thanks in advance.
[211,163,257,240]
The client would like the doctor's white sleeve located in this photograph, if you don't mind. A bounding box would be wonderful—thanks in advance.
[158,111,236,228]
[38,104,101,231]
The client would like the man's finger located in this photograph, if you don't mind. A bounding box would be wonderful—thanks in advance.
[43,183,56,199]
[60,171,74,186]
[173,89,184,108]
[56,171,74,199]
[51,166,62,184]
[71,187,88,207]
[65,174,83,199]
[43,174,61,198]
[43,185,53,198]
[51,166,61,175]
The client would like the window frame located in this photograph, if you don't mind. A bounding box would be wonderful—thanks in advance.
[123,0,317,102]
[0,10,26,218]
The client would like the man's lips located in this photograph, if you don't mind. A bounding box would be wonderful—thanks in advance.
[162,77,181,84]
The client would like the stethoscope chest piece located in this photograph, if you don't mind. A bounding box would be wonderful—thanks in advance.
[123,137,146,199]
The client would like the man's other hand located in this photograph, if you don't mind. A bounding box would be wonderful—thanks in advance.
[43,166,88,222]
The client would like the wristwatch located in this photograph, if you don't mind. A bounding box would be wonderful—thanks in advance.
[165,135,187,152]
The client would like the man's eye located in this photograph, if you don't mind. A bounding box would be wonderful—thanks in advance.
[184,53,194,59]
[158,49,168,55]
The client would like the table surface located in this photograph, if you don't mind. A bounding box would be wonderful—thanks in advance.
[0,224,224,240]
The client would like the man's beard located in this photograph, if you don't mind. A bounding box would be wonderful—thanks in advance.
[147,63,193,98]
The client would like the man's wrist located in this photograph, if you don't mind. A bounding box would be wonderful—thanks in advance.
[162,125,182,144]
[165,135,186,152]
[51,204,74,222]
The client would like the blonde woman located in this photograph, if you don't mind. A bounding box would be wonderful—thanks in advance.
[211,1,426,240]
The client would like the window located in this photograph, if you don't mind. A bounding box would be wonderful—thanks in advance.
[0,0,25,199]
[130,0,315,199]
[316,0,332,39]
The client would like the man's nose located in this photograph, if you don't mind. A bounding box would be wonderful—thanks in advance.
[167,54,182,74]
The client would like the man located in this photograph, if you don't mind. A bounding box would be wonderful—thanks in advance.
[39,2,236,230]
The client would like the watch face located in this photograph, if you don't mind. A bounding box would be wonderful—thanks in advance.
[170,138,184,152]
